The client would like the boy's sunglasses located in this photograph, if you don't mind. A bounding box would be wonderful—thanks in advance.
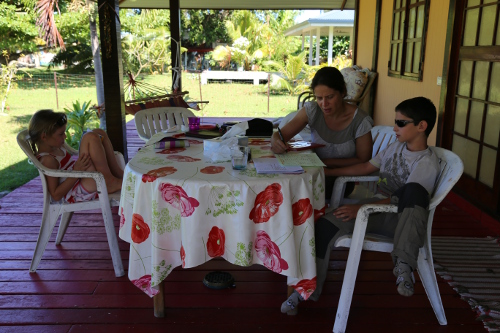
[56,114,67,126]
[395,119,415,128]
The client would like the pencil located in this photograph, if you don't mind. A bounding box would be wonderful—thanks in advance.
[277,127,288,152]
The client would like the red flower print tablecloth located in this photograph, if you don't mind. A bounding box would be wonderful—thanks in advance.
[119,132,325,300]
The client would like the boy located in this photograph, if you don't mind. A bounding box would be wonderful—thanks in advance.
[281,97,440,315]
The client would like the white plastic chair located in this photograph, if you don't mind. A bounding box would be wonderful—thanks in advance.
[331,147,464,333]
[17,130,125,277]
[329,125,397,209]
[134,107,196,141]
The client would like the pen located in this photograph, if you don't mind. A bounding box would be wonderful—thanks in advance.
[277,127,288,152]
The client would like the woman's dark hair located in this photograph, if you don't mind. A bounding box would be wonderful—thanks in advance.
[310,67,347,95]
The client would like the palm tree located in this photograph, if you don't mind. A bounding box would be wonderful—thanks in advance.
[36,0,106,127]
[263,51,314,95]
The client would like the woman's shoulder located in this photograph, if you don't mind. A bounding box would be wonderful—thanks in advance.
[353,108,372,122]
[304,101,322,123]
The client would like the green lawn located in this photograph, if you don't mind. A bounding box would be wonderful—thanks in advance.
[0,72,299,193]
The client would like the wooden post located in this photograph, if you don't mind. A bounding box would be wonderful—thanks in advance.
[198,72,203,110]
[53,72,59,109]
[153,281,165,318]
[170,0,181,92]
[97,0,128,160]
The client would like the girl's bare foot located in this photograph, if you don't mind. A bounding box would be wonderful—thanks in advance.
[106,177,122,193]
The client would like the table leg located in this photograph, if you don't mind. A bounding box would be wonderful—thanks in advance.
[154,281,165,318]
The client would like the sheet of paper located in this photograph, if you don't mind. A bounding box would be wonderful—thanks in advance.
[253,158,304,174]
[275,152,326,167]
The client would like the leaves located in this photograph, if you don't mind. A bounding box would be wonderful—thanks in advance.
[63,99,97,148]
[35,0,65,50]
[0,3,39,54]
[263,51,312,95]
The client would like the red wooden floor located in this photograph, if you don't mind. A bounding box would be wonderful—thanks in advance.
[0,118,498,333]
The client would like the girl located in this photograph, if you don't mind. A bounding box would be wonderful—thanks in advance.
[28,109,123,203]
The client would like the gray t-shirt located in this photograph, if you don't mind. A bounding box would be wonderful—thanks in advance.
[305,102,373,159]
[369,141,440,196]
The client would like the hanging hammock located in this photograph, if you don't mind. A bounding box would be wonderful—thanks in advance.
[123,71,208,115]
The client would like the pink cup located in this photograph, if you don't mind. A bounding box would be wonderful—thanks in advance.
[188,117,200,130]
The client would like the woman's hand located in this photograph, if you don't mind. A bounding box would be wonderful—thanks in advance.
[333,204,362,222]
[270,132,289,154]
[73,153,92,171]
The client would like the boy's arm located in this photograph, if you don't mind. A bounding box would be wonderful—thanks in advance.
[324,160,379,177]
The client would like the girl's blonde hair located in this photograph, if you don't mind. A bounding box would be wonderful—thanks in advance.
[28,109,67,154]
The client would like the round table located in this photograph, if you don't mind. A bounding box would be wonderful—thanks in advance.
[119,132,325,301]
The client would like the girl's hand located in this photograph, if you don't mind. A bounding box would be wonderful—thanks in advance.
[73,153,92,171]
[270,132,288,154]
[333,204,362,222]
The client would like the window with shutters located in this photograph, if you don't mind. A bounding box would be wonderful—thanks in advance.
[388,0,430,81]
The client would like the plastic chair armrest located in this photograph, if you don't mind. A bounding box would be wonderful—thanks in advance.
[330,175,380,209]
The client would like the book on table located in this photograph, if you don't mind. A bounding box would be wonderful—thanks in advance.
[253,158,304,174]
[274,152,326,167]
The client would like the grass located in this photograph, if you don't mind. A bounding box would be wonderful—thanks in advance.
[0,71,300,193]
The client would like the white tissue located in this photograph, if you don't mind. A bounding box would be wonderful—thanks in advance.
[203,137,239,162]
[221,121,249,140]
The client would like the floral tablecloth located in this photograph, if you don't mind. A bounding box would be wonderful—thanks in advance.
[118,133,326,300]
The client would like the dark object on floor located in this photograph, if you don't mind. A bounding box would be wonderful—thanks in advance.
[203,271,235,289]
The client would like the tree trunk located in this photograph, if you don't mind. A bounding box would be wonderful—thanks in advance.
[88,1,106,129]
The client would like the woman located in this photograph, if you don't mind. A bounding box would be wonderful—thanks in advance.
[271,66,374,198]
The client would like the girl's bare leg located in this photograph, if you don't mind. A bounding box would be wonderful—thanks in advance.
[79,131,122,193]
[92,129,124,178]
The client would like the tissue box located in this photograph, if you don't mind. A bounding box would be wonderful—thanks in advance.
[203,137,223,152]
[203,136,247,152]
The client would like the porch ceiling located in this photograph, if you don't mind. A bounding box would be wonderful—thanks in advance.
[118,0,356,10]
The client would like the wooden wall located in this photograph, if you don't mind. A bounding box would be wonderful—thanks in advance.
[357,0,451,145]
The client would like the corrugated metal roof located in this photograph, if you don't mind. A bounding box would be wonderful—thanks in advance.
[305,9,354,25]
[284,10,354,36]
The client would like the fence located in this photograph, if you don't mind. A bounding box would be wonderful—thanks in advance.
[12,72,297,117]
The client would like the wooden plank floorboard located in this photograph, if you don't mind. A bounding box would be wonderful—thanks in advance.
[0,118,493,332]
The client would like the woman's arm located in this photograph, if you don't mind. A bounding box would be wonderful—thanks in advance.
[271,108,309,154]
[41,154,92,201]
[322,132,373,168]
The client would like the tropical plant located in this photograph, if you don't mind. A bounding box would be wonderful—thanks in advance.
[0,51,31,115]
[331,54,353,70]
[0,2,40,58]
[180,10,232,47]
[63,99,98,149]
[35,0,107,128]
[319,36,350,60]
[263,51,312,95]
[256,10,301,64]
